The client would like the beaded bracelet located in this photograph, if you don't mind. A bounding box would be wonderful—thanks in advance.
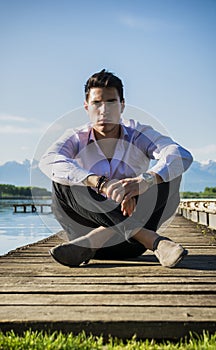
[96,175,109,194]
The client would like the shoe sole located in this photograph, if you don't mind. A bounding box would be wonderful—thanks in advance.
[169,249,188,268]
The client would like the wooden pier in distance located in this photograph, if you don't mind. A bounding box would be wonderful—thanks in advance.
[0,214,216,340]
[13,203,52,213]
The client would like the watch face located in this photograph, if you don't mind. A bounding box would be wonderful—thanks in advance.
[142,173,151,180]
[142,173,154,185]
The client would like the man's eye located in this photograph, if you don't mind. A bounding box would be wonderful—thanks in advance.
[91,100,117,107]
[107,100,117,104]
[91,101,101,106]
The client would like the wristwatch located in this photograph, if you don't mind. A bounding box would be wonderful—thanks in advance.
[141,172,155,187]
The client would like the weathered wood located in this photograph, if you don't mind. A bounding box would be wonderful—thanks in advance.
[1,284,216,293]
[1,305,216,322]
[1,275,215,284]
[0,214,216,339]
[1,293,216,306]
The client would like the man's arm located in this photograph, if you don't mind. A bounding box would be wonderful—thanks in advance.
[39,129,92,186]
[100,172,162,204]
[82,174,106,190]
[135,122,193,182]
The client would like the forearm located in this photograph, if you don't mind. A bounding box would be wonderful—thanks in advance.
[39,153,91,186]
[83,174,100,188]
[150,145,193,182]
[83,174,110,195]
[147,171,163,185]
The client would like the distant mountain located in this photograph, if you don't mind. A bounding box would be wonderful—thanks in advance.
[181,160,216,192]
[0,160,31,186]
[0,159,215,192]
[0,159,51,190]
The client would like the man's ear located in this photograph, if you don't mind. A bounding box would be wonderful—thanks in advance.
[84,101,88,111]
[121,99,125,113]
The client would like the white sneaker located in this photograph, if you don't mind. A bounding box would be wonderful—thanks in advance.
[153,237,188,268]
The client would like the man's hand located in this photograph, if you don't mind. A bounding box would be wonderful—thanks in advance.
[121,197,136,217]
[102,179,125,202]
[102,177,149,202]
[85,173,161,217]
[120,177,150,201]
[101,176,152,216]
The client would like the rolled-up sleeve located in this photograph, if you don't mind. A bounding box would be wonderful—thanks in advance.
[136,123,193,182]
[39,129,92,186]
[149,143,193,182]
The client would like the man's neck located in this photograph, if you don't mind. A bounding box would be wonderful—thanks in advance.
[93,124,121,141]
[93,125,121,160]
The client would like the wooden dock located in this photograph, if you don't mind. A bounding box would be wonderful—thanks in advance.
[0,214,216,340]
[13,203,52,213]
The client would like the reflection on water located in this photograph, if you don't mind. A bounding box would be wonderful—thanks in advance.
[0,199,61,256]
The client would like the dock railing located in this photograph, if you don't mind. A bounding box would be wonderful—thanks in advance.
[178,198,216,230]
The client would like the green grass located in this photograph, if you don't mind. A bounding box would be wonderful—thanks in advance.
[0,330,216,350]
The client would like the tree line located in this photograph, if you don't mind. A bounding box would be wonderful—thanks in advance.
[1,183,216,199]
[181,187,216,198]
[0,184,51,198]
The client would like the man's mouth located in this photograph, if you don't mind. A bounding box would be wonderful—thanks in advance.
[97,119,110,124]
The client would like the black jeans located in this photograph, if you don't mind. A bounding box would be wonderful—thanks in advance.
[52,176,181,259]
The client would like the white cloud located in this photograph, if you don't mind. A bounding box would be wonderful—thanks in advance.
[119,14,180,31]
[0,125,39,134]
[0,113,49,134]
[0,114,28,122]
[190,144,216,162]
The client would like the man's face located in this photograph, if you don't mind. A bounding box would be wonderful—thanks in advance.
[84,87,124,136]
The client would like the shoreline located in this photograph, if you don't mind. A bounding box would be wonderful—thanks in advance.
[0,196,51,200]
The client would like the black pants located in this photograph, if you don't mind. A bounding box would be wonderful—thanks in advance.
[52,177,181,259]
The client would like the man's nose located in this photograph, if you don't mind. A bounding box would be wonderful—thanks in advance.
[99,102,108,114]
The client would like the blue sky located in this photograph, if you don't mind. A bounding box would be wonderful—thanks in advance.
[0,0,215,164]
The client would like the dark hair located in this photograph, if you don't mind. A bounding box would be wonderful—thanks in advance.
[84,69,124,102]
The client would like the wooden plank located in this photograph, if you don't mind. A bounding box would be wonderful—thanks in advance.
[0,305,216,322]
[0,276,215,284]
[0,293,216,306]
[1,284,216,293]
[1,263,216,277]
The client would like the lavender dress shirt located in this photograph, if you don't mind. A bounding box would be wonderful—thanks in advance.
[39,118,193,187]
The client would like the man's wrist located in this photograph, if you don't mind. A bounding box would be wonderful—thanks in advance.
[83,174,99,187]
[96,176,109,194]
[83,174,109,194]
[141,172,156,188]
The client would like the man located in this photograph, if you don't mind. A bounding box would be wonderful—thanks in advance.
[39,69,193,268]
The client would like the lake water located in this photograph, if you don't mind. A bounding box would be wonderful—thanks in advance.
[0,199,61,256]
